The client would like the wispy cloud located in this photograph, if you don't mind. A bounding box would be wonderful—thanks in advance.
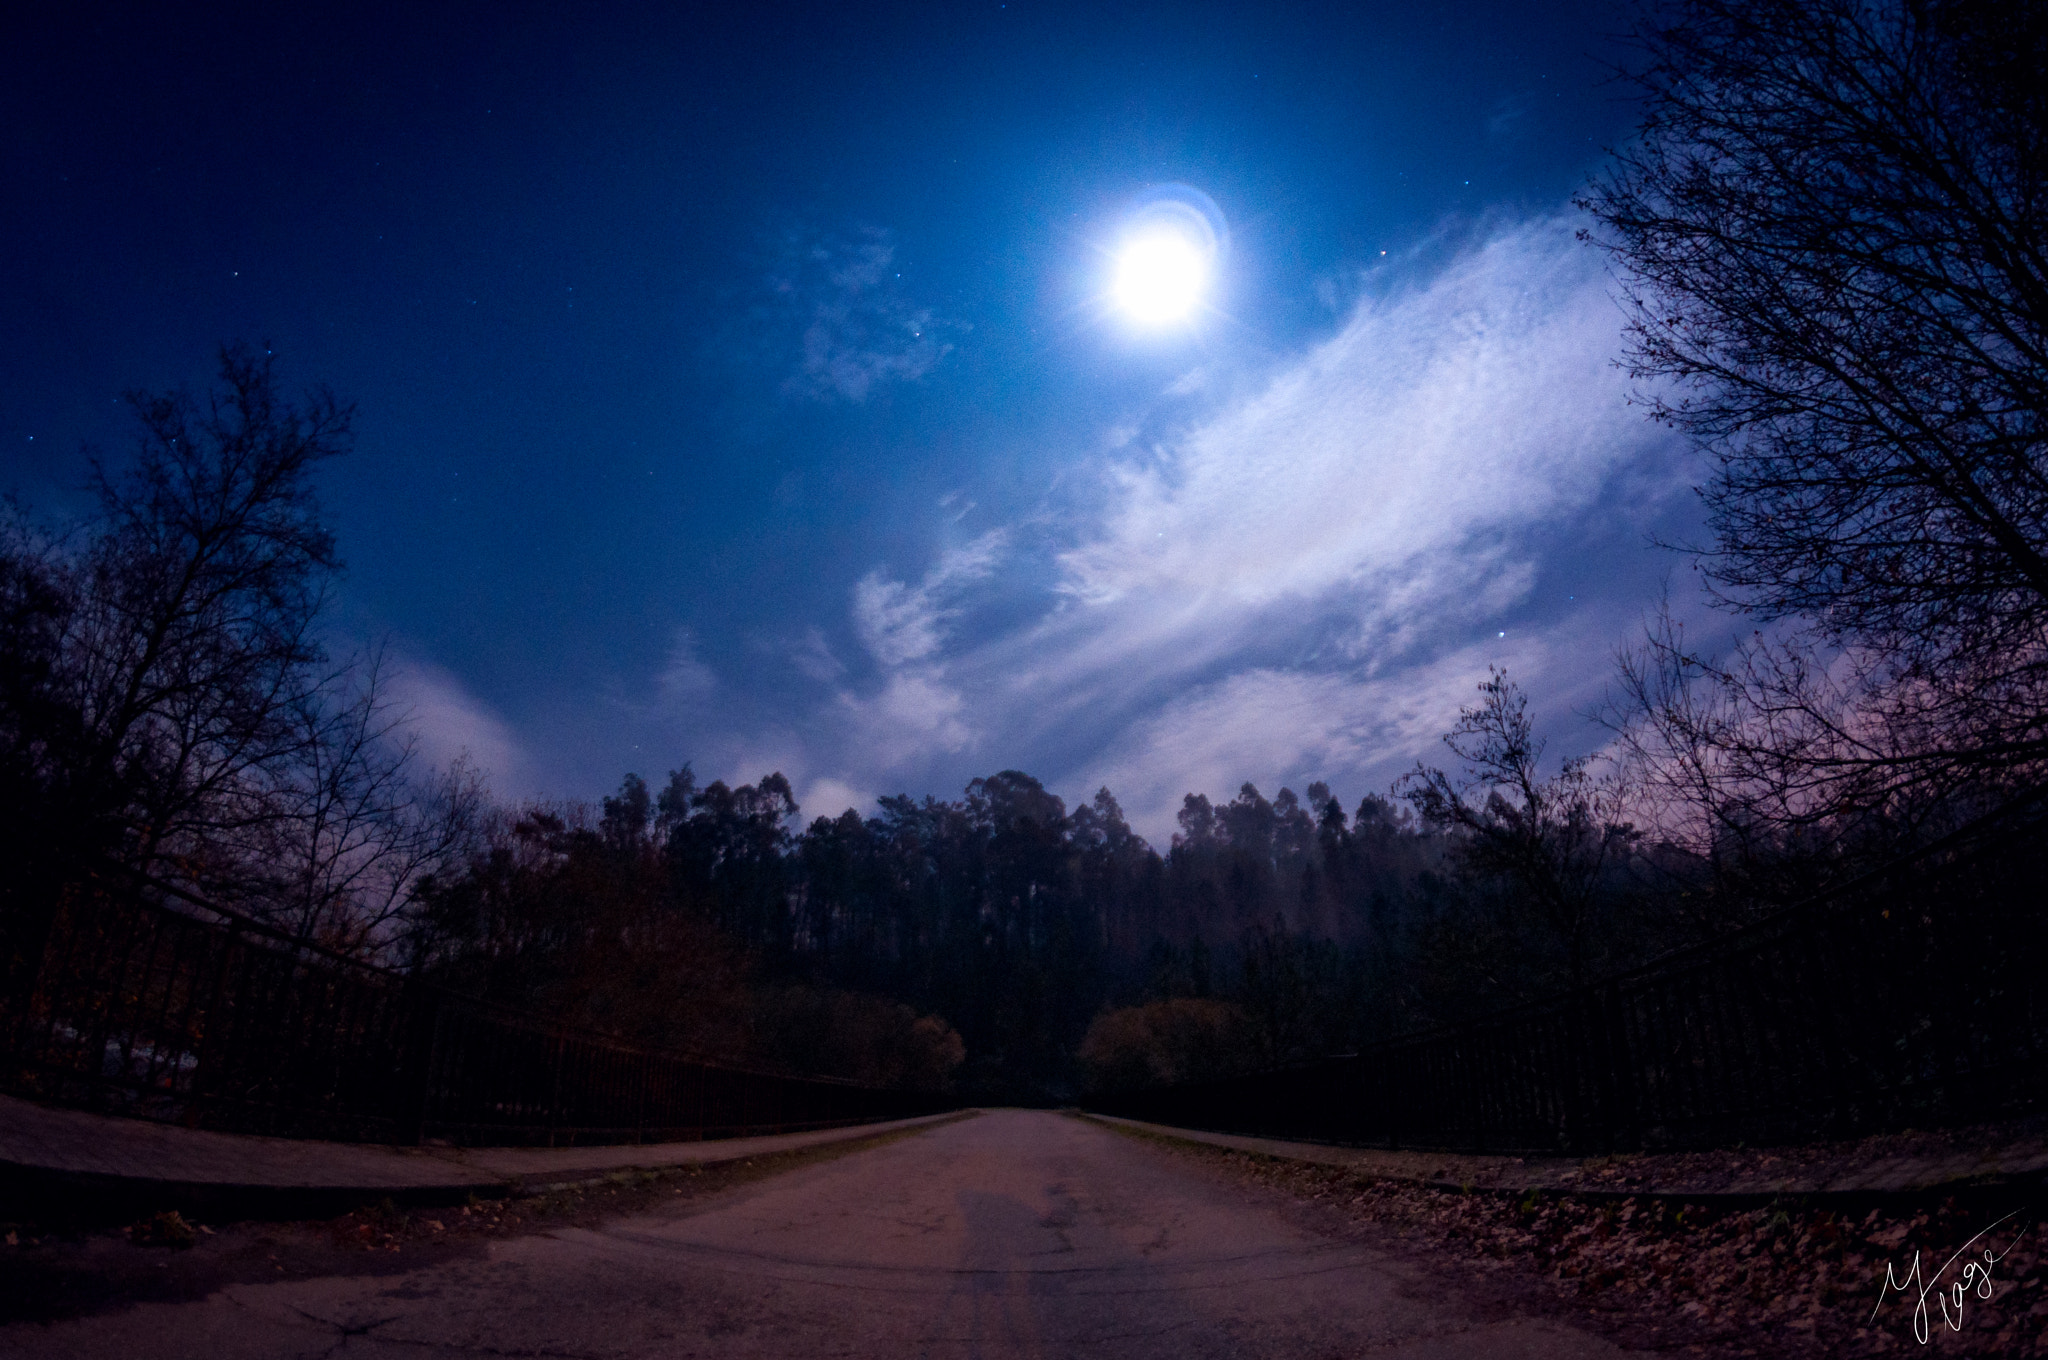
[747,215,1687,839]
[771,226,964,403]
[656,629,718,706]
[1073,622,1629,841]
[383,657,531,794]
[835,530,1009,768]
[836,669,976,766]
[1058,217,1643,621]
[851,530,1008,668]
[1486,92,1533,144]
[799,776,874,822]
[790,625,846,684]
[697,732,874,826]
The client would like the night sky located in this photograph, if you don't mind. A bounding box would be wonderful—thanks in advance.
[1,1,1702,840]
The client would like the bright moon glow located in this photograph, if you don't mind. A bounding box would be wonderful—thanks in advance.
[1114,230,1209,325]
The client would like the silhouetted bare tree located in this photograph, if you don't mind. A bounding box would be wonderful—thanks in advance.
[0,347,472,949]
[1401,670,1636,989]
[247,657,487,951]
[1583,0,2048,833]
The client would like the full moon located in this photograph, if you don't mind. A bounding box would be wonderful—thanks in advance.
[1113,228,1210,325]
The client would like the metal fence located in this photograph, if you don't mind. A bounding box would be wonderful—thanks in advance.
[1095,797,2048,1154]
[0,885,944,1145]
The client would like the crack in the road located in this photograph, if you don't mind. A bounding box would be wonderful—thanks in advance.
[335,1335,615,1359]
[282,1304,406,1358]
[288,1306,404,1337]
[213,1285,710,1360]
[270,1299,619,1360]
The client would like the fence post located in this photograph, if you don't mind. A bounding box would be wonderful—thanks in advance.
[546,1034,565,1147]
[182,920,244,1128]
[632,1051,643,1144]
[1597,983,1637,1153]
[0,886,72,1093]
[1559,993,1591,1155]
[400,983,443,1146]
[0,864,84,1078]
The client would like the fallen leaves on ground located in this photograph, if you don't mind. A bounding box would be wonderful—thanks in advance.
[1203,1145,2041,1356]
[125,1210,196,1250]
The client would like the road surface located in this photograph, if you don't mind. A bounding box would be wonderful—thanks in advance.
[3,1109,1644,1358]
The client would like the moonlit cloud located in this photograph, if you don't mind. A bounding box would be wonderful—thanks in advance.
[384,657,532,794]
[701,737,872,825]
[837,670,975,765]
[656,629,718,705]
[819,529,1012,774]
[1058,217,1646,618]
[748,215,1688,840]
[790,626,846,684]
[1486,92,1534,144]
[799,776,874,822]
[1073,620,1630,841]
[772,227,964,403]
[851,531,1007,668]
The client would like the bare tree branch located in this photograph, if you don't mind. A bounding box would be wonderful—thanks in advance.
[1583,0,2048,825]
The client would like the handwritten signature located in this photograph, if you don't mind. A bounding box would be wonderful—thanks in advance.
[1869,1209,2028,1344]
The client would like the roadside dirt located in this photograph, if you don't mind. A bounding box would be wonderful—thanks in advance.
[0,1115,964,1326]
[1112,1123,2045,1356]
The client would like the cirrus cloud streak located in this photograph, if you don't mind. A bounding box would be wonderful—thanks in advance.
[743,215,1692,839]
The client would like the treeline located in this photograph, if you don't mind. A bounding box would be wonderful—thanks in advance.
[399,728,1717,1102]
[0,346,2010,1106]
[399,785,969,1091]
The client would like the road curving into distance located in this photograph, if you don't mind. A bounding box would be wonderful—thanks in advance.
[3,1109,1645,1358]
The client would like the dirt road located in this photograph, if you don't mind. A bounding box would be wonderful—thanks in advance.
[3,1110,1645,1358]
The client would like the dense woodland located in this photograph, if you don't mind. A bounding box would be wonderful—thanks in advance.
[5,0,2045,1103]
[405,763,1581,1102]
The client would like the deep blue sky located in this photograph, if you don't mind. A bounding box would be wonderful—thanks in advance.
[2,0,1703,839]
